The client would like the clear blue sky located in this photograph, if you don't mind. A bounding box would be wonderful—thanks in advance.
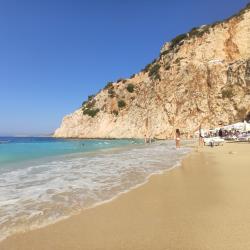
[0,0,249,136]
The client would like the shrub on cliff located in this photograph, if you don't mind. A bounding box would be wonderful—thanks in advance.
[143,63,151,72]
[148,63,161,80]
[108,88,115,98]
[86,99,96,109]
[154,73,161,80]
[83,108,100,117]
[104,82,113,89]
[117,78,124,83]
[190,26,210,37]
[112,110,119,116]
[160,49,169,57]
[170,33,187,49]
[82,100,87,107]
[126,83,134,93]
[82,95,95,107]
[88,95,95,101]
[223,3,250,22]
[222,88,234,99]
[165,63,171,70]
[188,27,209,37]
[118,100,126,108]
[143,59,157,72]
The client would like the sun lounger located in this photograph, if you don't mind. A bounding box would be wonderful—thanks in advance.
[237,135,250,142]
[204,137,225,146]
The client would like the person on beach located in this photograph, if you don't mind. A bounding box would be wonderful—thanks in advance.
[199,125,204,146]
[175,129,181,148]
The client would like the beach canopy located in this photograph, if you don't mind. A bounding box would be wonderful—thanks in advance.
[194,121,250,136]
[222,121,250,132]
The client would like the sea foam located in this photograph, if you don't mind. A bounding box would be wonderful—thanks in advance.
[0,140,191,241]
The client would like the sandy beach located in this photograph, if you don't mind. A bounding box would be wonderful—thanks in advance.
[1,142,250,250]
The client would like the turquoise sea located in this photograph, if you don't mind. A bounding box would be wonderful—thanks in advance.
[0,137,140,170]
[0,137,190,241]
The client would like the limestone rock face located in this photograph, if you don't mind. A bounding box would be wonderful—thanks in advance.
[54,6,250,139]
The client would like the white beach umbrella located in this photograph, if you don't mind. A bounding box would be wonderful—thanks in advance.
[221,122,247,131]
[233,122,245,131]
[244,121,250,132]
[222,124,234,130]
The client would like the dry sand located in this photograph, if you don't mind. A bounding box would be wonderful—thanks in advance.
[1,142,250,250]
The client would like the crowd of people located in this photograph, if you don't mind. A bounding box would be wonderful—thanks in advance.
[199,128,242,138]
[175,126,250,148]
[143,123,250,148]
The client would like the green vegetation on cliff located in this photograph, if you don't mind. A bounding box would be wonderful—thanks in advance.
[118,100,126,108]
[83,108,100,117]
[222,88,234,99]
[126,83,135,93]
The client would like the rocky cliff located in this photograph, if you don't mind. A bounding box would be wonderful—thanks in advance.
[54,5,250,139]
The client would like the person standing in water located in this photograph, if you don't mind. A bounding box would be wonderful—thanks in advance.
[175,129,181,148]
[199,125,204,146]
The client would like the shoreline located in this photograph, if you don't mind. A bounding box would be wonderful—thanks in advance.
[0,141,191,243]
[1,142,250,249]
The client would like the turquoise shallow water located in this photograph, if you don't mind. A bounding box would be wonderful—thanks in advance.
[0,137,191,242]
[0,137,140,169]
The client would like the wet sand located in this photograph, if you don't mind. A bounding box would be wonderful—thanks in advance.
[1,142,250,250]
